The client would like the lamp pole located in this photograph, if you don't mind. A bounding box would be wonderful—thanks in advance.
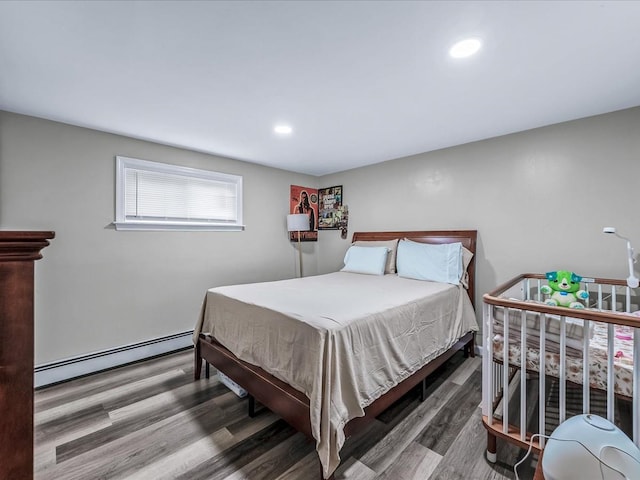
[287,213,310,278]
[297,231,303,277]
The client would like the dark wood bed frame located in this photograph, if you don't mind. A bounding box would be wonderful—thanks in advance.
[194,230,478,479]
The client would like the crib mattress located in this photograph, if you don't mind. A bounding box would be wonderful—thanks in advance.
[493,322,634,397]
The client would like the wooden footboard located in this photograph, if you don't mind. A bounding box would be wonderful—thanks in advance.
[195,331,475,478]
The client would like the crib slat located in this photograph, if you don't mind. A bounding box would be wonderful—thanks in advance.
[493,305,499,408]
[503,308,510,434]
[607,286,616,423]
[482,302,492,425]
[493,363,497,400]
[582,319,590,414]
[586,281,592,308]
[520,309,526,442]
[537,279,542,302]
[598,284,603,309]
[607,322,615,422]
[559,316,566,424]
[634,327,639,447]
[539,312,546,448]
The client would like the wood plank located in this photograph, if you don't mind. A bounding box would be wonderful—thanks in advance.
[416,368,482,456]
[226,410,280,439]
[429,407,535,480]
[175,420,296,480]
[221,432,313,480]
[35,406,112,476]
[36,403,110,442]
[358,378,460,474]
[357,358,482,478]
[108,377,221,423]
[35,351,191,410]
[273,452,319,480]
[377,442,442,480]
[42,397,229,480]
[35,369,187,424]
[122,428,235,480]
[55,379,226,463]
[449,356,481,386]
[334,457,377,480]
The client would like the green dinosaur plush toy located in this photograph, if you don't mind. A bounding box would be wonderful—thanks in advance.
[540,270,588,308]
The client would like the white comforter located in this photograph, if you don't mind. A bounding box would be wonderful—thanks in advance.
[193,272,478,478]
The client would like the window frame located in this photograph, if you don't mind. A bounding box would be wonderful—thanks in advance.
[114,156,244,231]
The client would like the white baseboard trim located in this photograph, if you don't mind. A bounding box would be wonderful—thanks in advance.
[35,331,194,388]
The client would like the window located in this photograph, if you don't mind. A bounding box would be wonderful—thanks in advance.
[115,156,243,231]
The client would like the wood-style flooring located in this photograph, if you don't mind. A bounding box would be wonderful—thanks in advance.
[34,349,536,480]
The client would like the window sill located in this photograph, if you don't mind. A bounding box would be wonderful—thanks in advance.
[113,222,245,232]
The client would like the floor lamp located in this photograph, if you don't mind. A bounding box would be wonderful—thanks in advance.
[287,213,310,277]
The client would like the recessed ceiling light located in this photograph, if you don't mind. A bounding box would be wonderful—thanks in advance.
[274,125,293,135]
[449,38,481,59]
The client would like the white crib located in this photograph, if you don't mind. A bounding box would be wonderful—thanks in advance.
[482,273,640,462]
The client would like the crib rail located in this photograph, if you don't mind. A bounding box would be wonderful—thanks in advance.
[481,273,640,462]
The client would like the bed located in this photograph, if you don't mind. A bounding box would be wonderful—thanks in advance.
[482,273,640,462]
[193,230,478,479]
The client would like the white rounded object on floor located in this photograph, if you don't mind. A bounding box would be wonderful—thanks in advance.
[542,414,640,480]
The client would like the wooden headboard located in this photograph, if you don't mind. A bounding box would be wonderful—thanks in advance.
[351,230,478,307]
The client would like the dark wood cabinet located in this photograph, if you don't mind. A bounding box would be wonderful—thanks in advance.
[0,231,54,480]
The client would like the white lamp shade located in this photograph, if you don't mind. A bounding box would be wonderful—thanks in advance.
[287,213,310,232]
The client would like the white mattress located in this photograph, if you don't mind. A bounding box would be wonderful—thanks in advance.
[194,272,478,478]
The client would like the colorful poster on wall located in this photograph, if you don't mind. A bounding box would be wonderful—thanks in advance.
[337,205,349,239]
[290,185,318,242]
[318,185,343,230]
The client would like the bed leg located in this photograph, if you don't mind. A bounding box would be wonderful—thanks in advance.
[194,342,203,380]
[205,362,210,379]
[420,377,428,402]
[464,333,476,358]
[248,394,257,418]
[487,431,497,463]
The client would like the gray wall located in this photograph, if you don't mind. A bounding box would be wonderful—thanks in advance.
[3,107,639,363]
[0,111,318,364]
[318,107,640,339]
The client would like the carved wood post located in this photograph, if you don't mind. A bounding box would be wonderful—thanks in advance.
[0,231,54,480]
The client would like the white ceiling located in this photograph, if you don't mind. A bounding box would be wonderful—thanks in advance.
[1,1,640,176]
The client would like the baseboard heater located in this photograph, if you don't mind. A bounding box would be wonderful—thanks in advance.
[34,330,194,388]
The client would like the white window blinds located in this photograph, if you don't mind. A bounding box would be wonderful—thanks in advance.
[115,156,243,231]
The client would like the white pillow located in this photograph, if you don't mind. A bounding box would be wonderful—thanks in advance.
[341,245,389,276]
[396,240,463,285]
[352,239,399,274]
